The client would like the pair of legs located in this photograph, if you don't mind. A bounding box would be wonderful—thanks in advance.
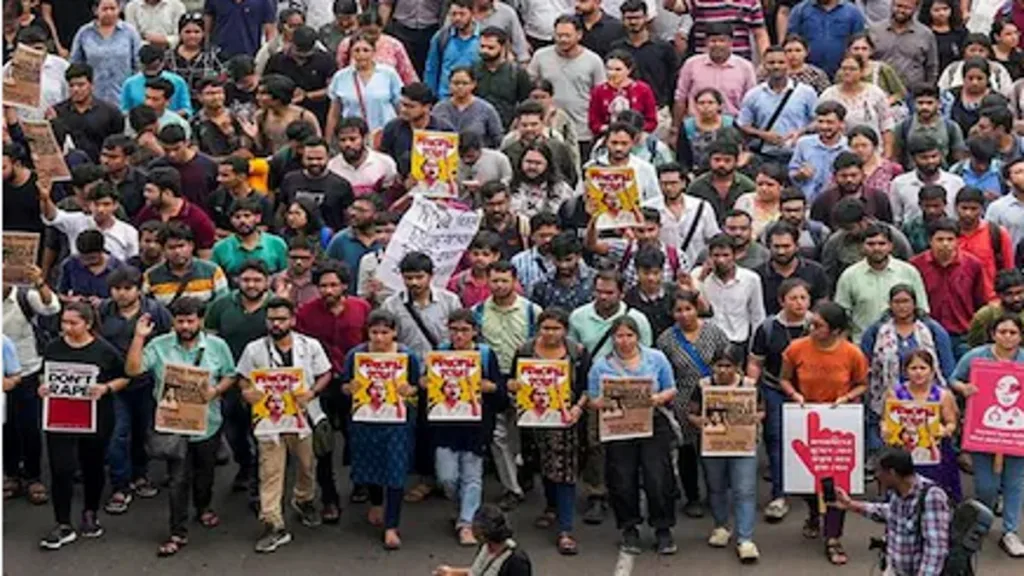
[435,446,483,541]
[107,382,156,510]
[803,495,847,564]
[258,434,316,532]
[161,431,220,556]
[4,372,44,500]
[703,456,758,544]
[605,418,678,536]
[47,430,110,528]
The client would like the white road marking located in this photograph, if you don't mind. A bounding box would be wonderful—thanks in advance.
[613,551,635,576]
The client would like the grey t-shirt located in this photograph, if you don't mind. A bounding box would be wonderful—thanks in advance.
[528,46,607,142]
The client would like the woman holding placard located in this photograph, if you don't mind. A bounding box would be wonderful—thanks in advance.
[587,316,678,556]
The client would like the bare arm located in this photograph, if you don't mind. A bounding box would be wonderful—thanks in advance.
[775,6,790,43]
[585,213,611,256]
[753,27,770,58]
[324,99,340,149]
[197,248,213,260]
[745,354,763,382]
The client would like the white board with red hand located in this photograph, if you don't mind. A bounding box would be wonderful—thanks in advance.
[783,404,865,495]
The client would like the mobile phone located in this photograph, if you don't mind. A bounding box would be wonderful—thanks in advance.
[821,477,836,504]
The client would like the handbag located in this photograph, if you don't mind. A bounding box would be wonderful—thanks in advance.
[146,348,206,461]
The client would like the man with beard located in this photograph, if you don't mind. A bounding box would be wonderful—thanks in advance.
[120,44,192,116]
[687,138,756,220]
[767,188,831,261]
[869,0,939,86]
[973,106,1024,163]
[326,117,399,198]
[272,236,320,307]
[811,152,894,228]
[143,222,229,306]
[211,198,289,277]
[821,198,914,286]
[672,22,755,125]
[530,232,595,311]
[101,135,147,219]
[326,196,381,291]
[575,0,626,59]
[191,77,260,160]
[501,100,579,187]
[901,185,950,254]
[611,0,678,117]
[52,63,125,164]
[720,209,770,270]
[789,101,849,204]
[237,296,333,553]
[208,157,275,237]
[148,125,218,212]
[890,135,963,226]
[588,208,682,288]
[379,83,455,178]
[279,138,353,232]
[424,0,482,99]
[125,297,236,558]
[737,46,818,164]
[695,233,765,350]
[128,221,166,273]
[357,212,401,306]
[580,122,660,203]
[893,84,965,169]
[968,269,1024,347]
[986,157,1024,247]
[956,186,1014,300]
[652,162,720,267]
[473,27,532,129]
[2,143,42,236]
[98,267,172,515]
[757,222,830,315]
[835,224,930,342]
[478,182,530,260]
[509,212,561,295]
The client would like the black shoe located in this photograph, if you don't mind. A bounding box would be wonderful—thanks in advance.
[350,485,369,504]
[39,525,77,550]
[682,500,704,519]
[498,491,524,512]
[79,511,104,538]
[231,470,250,493]
[582,498,607,525]
[655,529,677,555]
[254,524,292,553]
[620,527,641,555]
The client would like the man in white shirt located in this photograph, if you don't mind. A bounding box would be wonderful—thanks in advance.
[889,135,963,225]
[580,122,661,204]
[124,0,187,48]
[38,180,139,262]
[650,162,720,267]
[695,233,766,347]
[326,116,398,198]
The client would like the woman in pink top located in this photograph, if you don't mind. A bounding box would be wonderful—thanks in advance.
[587,50,657,140]
[335,11,418,85]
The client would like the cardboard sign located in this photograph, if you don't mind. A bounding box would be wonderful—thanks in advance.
[598,377,653,441]
[352,353,408,423]
[250,367,308,436]
[410,130,458,198]
[515,359,572,428]
[2,232,39,286]
[882,398,943,465]
[42,362,99,433]
[963,359,1024,457]
[585,166,640,229]
[21,120,70,186]
[783,404,864,495]
[4,43,45,109]
[426,351,482,422]
[700,387,758,457]
[154,364,210,436]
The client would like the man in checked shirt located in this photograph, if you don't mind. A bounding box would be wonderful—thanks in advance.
[835,448,951,575]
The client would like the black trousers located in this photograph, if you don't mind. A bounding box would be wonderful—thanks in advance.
[48,428,111,525]
[605,414,679,530]
[3,371,42,480]
[386,22,439,79]
[315,384,342,507]
[167,431,220,537]
[678,443,701,503]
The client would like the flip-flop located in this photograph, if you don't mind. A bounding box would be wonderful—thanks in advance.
[403,484,432,503]
[198,510,220,528]
[157,535,188,558]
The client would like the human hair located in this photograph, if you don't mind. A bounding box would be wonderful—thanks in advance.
[861,222,893,243]
[832,151,863,171]
[76,230,105,254]
[288,197,325,236]
[783,34,809,50]
[374,211,401,227]
[260,74,296,104]
[704,21,734,38]
[128,105,159,132]
[16,26,47,46]
[674,289,701,308]
[902,348,937,372]
[911,82,940,101]
[337,115,369,136]
[458,130,483,155]
[610,314,641,338]
[762,44,785,58]
[144,76,175,100]
[65,62,93,83]
[138,43,165,66]
[813,301,849,332]
[694,87,724,105]
[876,447,916,477]
[146,166,181,196]
[220,155,250,176]
[139,220,166,238]
[605,49,635,71]
[63,301,98,330]
[177,10,205,32]
[71,163,107,188]
[766,221,800,244]
[226,54,256,80]
[266,296,296,316]
[606,121,639,140]
[980,105,1014,133]
[710,343,745,367]
[236,258,270,278]
[657,161,685,178]
[313,260,351,286]
[157,124,188,145]
[480,25,508,44]
[553,14,582,31]
[292,25,318,52]
[537,307,570,328]
[966,136,997,162]
[815,100,847,121]
[989,312,1024,338]
[106,266,143,289]
[961,56,990,78]
[301,137,329,154]
[102,134,135,156]
[286,120,317,143]
[87,182,120,203]
[160,221,194,245]
[530,78,555,95]
[550,232,583,259]
[992,18,1020,44]
[469,230,503,254]
[401,82,436,105]
[777,277,811,301]
[472,504,513,544]
[919,0,965,28]
[168,296,205,318]
[757,162,789,185]
[399,251,434,275]
[620,0,648,14]
[594,268,626,292]
[833,196,867,226]
[196,76,225,93]
[707,233,736,253]
[847,124,880,147]
[530,211,560,233]
[779,187,807,205]
[995,269,1024,294]
[367,309,398,330]
[963,32,991,51]
[449,65,475,83]
[723,209,751,226]
[2,141,28,166]
[955,185,986,206]
[487,260,517,277]
[515,99,545,120]
[634,246,666,271]
[447,308,477,329]
[888,283,919,307]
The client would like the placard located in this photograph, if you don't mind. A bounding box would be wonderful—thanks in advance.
[882,398,943,465]
[426,351,481,422]
[352,353,408,423]
[21,120,71,185]
[701,387,758,457]
[154,364,210,436]
[250,367,308,436]
[585,166,639,229]
[515,359,572,428]
[410,130,458,198]
[42,362,98,433]
[2,232,40,286]
[963,359,1024,457]
[783,404,864,495]
[598,377,653,441]
[4,43,45,109]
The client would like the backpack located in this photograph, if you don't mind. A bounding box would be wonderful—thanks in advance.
[899,118,959,166]
[473,300,537,340]
[914,485,995,576]
[15,288,60,354]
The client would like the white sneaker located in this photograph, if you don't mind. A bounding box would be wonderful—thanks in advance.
[708,526,731,548]
[736,541,760,563]
[1001,532,1024,558]
[763,497,789,521]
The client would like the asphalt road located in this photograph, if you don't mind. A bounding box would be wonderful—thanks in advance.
[4,456,1023,576]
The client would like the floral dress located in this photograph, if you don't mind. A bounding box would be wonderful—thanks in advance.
[864,158,903,198]
[819,84,895,139]
[656,322,730,445]
[892,382,962,501]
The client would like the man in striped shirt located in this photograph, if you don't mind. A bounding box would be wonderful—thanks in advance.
[142,221,229,306]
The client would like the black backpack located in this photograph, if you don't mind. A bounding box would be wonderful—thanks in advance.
[914,485,995,576]
[14,288,60,354]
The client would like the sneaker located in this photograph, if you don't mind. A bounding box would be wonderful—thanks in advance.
[80,511,104,538]
[708,526,731,548]
[39,525,77,550]
[582,498,608,525]
[763,497,790,522]
[682,500,704,519]
[291,499,322,527]
[497,491,524,512]
[620,527,642,555]
[254,524,292,553]
[130,478,159,499]
[737,541,760,563]
[655,529,677,555]
[1001,532,1024,558]
[103,491,132,515]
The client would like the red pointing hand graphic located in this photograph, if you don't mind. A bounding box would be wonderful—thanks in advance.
[792,411,857,493]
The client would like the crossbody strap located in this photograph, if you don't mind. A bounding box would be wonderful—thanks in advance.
[403,299,440,349]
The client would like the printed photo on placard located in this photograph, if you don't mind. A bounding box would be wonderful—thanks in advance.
[250,367,308,436]
[598,377,653,441]
[882,398,942,465]
[701,387,758,457]
[155,364,211,436]
[515,359,572,428]
[352,353,408,423]
[584,166,639,229]
[426,351,481,422]
[963,359,1024,457]
[783,404,864,495]
[410,130,459,198]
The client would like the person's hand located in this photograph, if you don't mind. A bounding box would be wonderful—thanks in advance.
[463,179,481,191]
[25,265,44,288]
[89,384,109,400]
[239,117,260,141]
[37,381,50,398]
[135,314,156,339]
[791,392,806,407]
[589,397,605,411]
[832,394,847,408]
[697,262,713,281]
[832,487,853,510]
[761,132,785,146]
[433,566,455,576]
[43,106,56,120]
[567,405,584,424]
[506,379,521,393]
[274,277,292,299]
[480,379,497,393]
[293,87,306,104]
[295,389,314,407]
[397,383,416,397]
[961,383,979,397]
[796,163,814,181]
[241,386,262,405]
[56,46,69,59]
[341,382,354,395]
[782,131,801,146]
[202,386,220,402]
[37,179,52,203]
[86,295,102,308]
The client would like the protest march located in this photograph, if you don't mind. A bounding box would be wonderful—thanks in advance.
[5,0,1024,574]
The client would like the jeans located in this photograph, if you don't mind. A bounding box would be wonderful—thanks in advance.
[435,447,483,527]
[368,485,404,529]
[2,371,42,480]
[167,431,220,537]
[491,411,523,496]
[866,409,884,455]
[543,479,576,532]
[107,380,154,491]
[605,414,678,530]
[48,430,110,525]
[703,456,758,542]
[971,452,1024,534]
[258,435,315,530]
[762,386,787,500]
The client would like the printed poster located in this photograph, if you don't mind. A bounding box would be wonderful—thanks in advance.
[42,362,98,433]
[352,353,408,423]
[250,367,308,436]
[701,387,758,457]
[515,359,572,428]
[882,398,943,465]
[154,364,210,436]
[21,120,70,185]
[426,351,482,422]
[585,166,640,229]
[783,404,864,495]
[3,43,45,109]
[2,232,39,286]
[599,377,653,441]
[410,130,458,198]
[963,359,1024,457]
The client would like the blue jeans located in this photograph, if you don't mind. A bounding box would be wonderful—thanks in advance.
[971,452,1024,534]
[866,409,883,455]
[435,447,483,528]
[107,381,154,491]
[543,479,576,532]
[703,455,758,542]
[762,386,786,500]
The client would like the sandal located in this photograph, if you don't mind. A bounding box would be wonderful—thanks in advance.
[557,532,579,556]
[104,491,132,515]
[157,535,188,557]
[534,510,556,529]
[802,518,820,540]
[198,510,220,528]
[458,526,478,546]
[825,540,848,565]
[367,506,384,527]
[383,529,402,550]
[4,477,20,499]
[322,503,341,525]
[131,478,159,499]
[26,481,48,505]
[403,483,432,503]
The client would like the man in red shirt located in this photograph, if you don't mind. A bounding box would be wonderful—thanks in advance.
[956,187,1014,301]
[134,167,217,259]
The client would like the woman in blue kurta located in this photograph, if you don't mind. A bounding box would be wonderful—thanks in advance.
[69,0,141,105]
[325,33,402,138]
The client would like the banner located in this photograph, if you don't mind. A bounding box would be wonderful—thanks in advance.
[154,364,210,436]
[783,404,864,495]
[42,362,98,433]
[410,130,458,198]
[700,387,758,457]
[585,166,640,229]
[376,195,480,291]
[4,43,45,109]
[515,359,572,428]
[2,232,39,286]
[250,367,308,436]
[598,377,653,441]
[352,353,408,423]
[21,120,70,185]
[882,398,943,465]
[963,359,1024,457]
[426,351,481,422]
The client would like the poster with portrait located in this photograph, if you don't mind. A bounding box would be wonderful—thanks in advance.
[882,399,943,465]
[154,364,210,436]
[598,377,653,441]
[962,359,1024,457]
[21,120,70,185]
[700,387,758,457]
[783,404,864,495]
[426,351,481,422]
[4,43,45,109]
[352,353,408,424]
[515,359,572,428]
[249,367,308,436]
[585,166,639,230]
[410,130,459,198]
[2,232,39,286]
[42,362,98,433]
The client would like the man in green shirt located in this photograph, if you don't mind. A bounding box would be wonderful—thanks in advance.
[968,269,1024,348]
[211,197,288,278]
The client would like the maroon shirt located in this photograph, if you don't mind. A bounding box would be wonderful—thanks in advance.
[295,295,371,372]
[910,250,988,335]
[135,199,217,250]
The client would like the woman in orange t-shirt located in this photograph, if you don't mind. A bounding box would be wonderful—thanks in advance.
[780,301,868,567]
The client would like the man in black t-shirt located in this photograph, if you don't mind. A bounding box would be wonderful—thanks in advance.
[277,138,353,232]
[264,26,337,129]
[207,157,274,237]
[3,142,42,235]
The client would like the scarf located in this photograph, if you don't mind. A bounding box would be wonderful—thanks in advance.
[673,326,711,378]
[869,319,940,415]
[470,540,517,576]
